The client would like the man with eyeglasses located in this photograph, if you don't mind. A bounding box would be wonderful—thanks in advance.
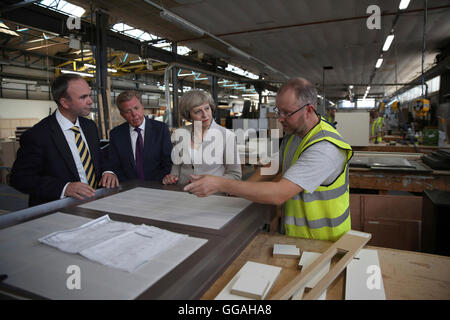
[185,78,353,241]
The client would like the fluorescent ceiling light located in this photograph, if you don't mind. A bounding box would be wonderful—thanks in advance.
[242,94,259,97]
[375,58,383,68]
[0,22,19,37]
[382,34,395,51]
[61,70,94,78]
[399,0,411,10]
[349,85,354,89]
[160,10,205,36]
[229,95,238,99]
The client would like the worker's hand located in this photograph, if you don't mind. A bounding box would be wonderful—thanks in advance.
[184,175,221,197]
[65,182,95,200]
[162,174,178,185]
[98,172,119,188]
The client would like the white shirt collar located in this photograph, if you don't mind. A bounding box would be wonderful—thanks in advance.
[129,116,146,133]
[55,108,80,131]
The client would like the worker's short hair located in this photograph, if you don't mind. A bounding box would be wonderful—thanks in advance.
[116,90,142,111]
[179,89,216,121]
[277,77,318,109]
[51,73,84,107]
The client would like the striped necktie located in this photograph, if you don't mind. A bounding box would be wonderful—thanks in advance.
[70,126,97,188]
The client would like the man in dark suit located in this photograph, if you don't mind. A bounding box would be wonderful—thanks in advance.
[109,90,172,182]
[10,74,119,207]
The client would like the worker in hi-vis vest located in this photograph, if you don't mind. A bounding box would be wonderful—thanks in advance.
[185,78,353,242]
[370,109,384,143]
[326,106,337,126]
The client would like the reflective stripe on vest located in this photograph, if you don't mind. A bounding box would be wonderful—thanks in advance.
[284,206,350,229]
[283,117,352,241]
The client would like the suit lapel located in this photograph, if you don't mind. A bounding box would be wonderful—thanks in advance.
[121,122,136,169]
[49,113,79,179]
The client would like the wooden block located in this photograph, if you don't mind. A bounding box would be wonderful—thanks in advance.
[292,251,330,300]
[231,273,270,300]
[270,230,372,300]
[273,244,301,258]
[345,249,386,300]
[215,261,281,300]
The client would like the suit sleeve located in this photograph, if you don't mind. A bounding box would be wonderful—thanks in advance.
[10,129,67,201]
[107,131,127,182]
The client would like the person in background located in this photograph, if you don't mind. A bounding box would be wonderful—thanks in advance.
[162,89,241,187]
[10,74,118,207]
[184,78,352,241]
[326,106,337,126]
[108,90,172,182]
[370,109,384,144]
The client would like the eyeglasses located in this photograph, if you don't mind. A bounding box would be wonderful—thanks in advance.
[273,103,310,118]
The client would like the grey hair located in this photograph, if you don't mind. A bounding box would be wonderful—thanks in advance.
[277,78,318,109]
[179,89,216,120]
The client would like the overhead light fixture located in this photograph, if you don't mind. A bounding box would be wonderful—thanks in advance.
[61,70,94,78]
[228,46,252,60]
[349,85,354,89]
[375,58,383,68]
[229,95,238,99]
[83,63,117,73]
[399,0,411,10]
[382,34,395,51]
[160,10,205,36]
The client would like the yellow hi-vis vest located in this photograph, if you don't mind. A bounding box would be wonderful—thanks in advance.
[371,117,384,143]
[283,117,353,241]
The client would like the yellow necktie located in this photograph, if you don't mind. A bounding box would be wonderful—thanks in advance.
[70,126,96,188]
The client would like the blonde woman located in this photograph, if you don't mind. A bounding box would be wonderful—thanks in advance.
[162,90,241,186]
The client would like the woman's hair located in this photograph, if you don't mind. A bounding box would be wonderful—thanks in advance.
[179,89,216,120]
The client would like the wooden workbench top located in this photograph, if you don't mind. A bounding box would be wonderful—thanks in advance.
[201,232,450,300]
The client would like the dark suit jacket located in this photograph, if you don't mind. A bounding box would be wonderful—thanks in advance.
[10,112,104,207]
[108,117,172,183]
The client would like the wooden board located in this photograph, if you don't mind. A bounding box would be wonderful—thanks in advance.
[345,249,386,300]
[231,273,270,299]
[215,261,281,300]
[270,230,372,300]
[273,244,301,258]
[292,251,329,300]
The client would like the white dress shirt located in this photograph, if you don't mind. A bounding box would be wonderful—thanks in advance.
[55,109,89,198]
[129,117,146,160]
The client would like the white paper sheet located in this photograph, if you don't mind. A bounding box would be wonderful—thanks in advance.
[39,215,188,272]
[79,187,252,230]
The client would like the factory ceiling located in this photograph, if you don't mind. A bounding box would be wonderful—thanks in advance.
[1,0,450,102]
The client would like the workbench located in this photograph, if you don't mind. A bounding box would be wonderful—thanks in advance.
[0,181,274,299]
[353,142,441,154]
[350,166,450,192]
[349,151,450,193]
[201,232,450,300]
